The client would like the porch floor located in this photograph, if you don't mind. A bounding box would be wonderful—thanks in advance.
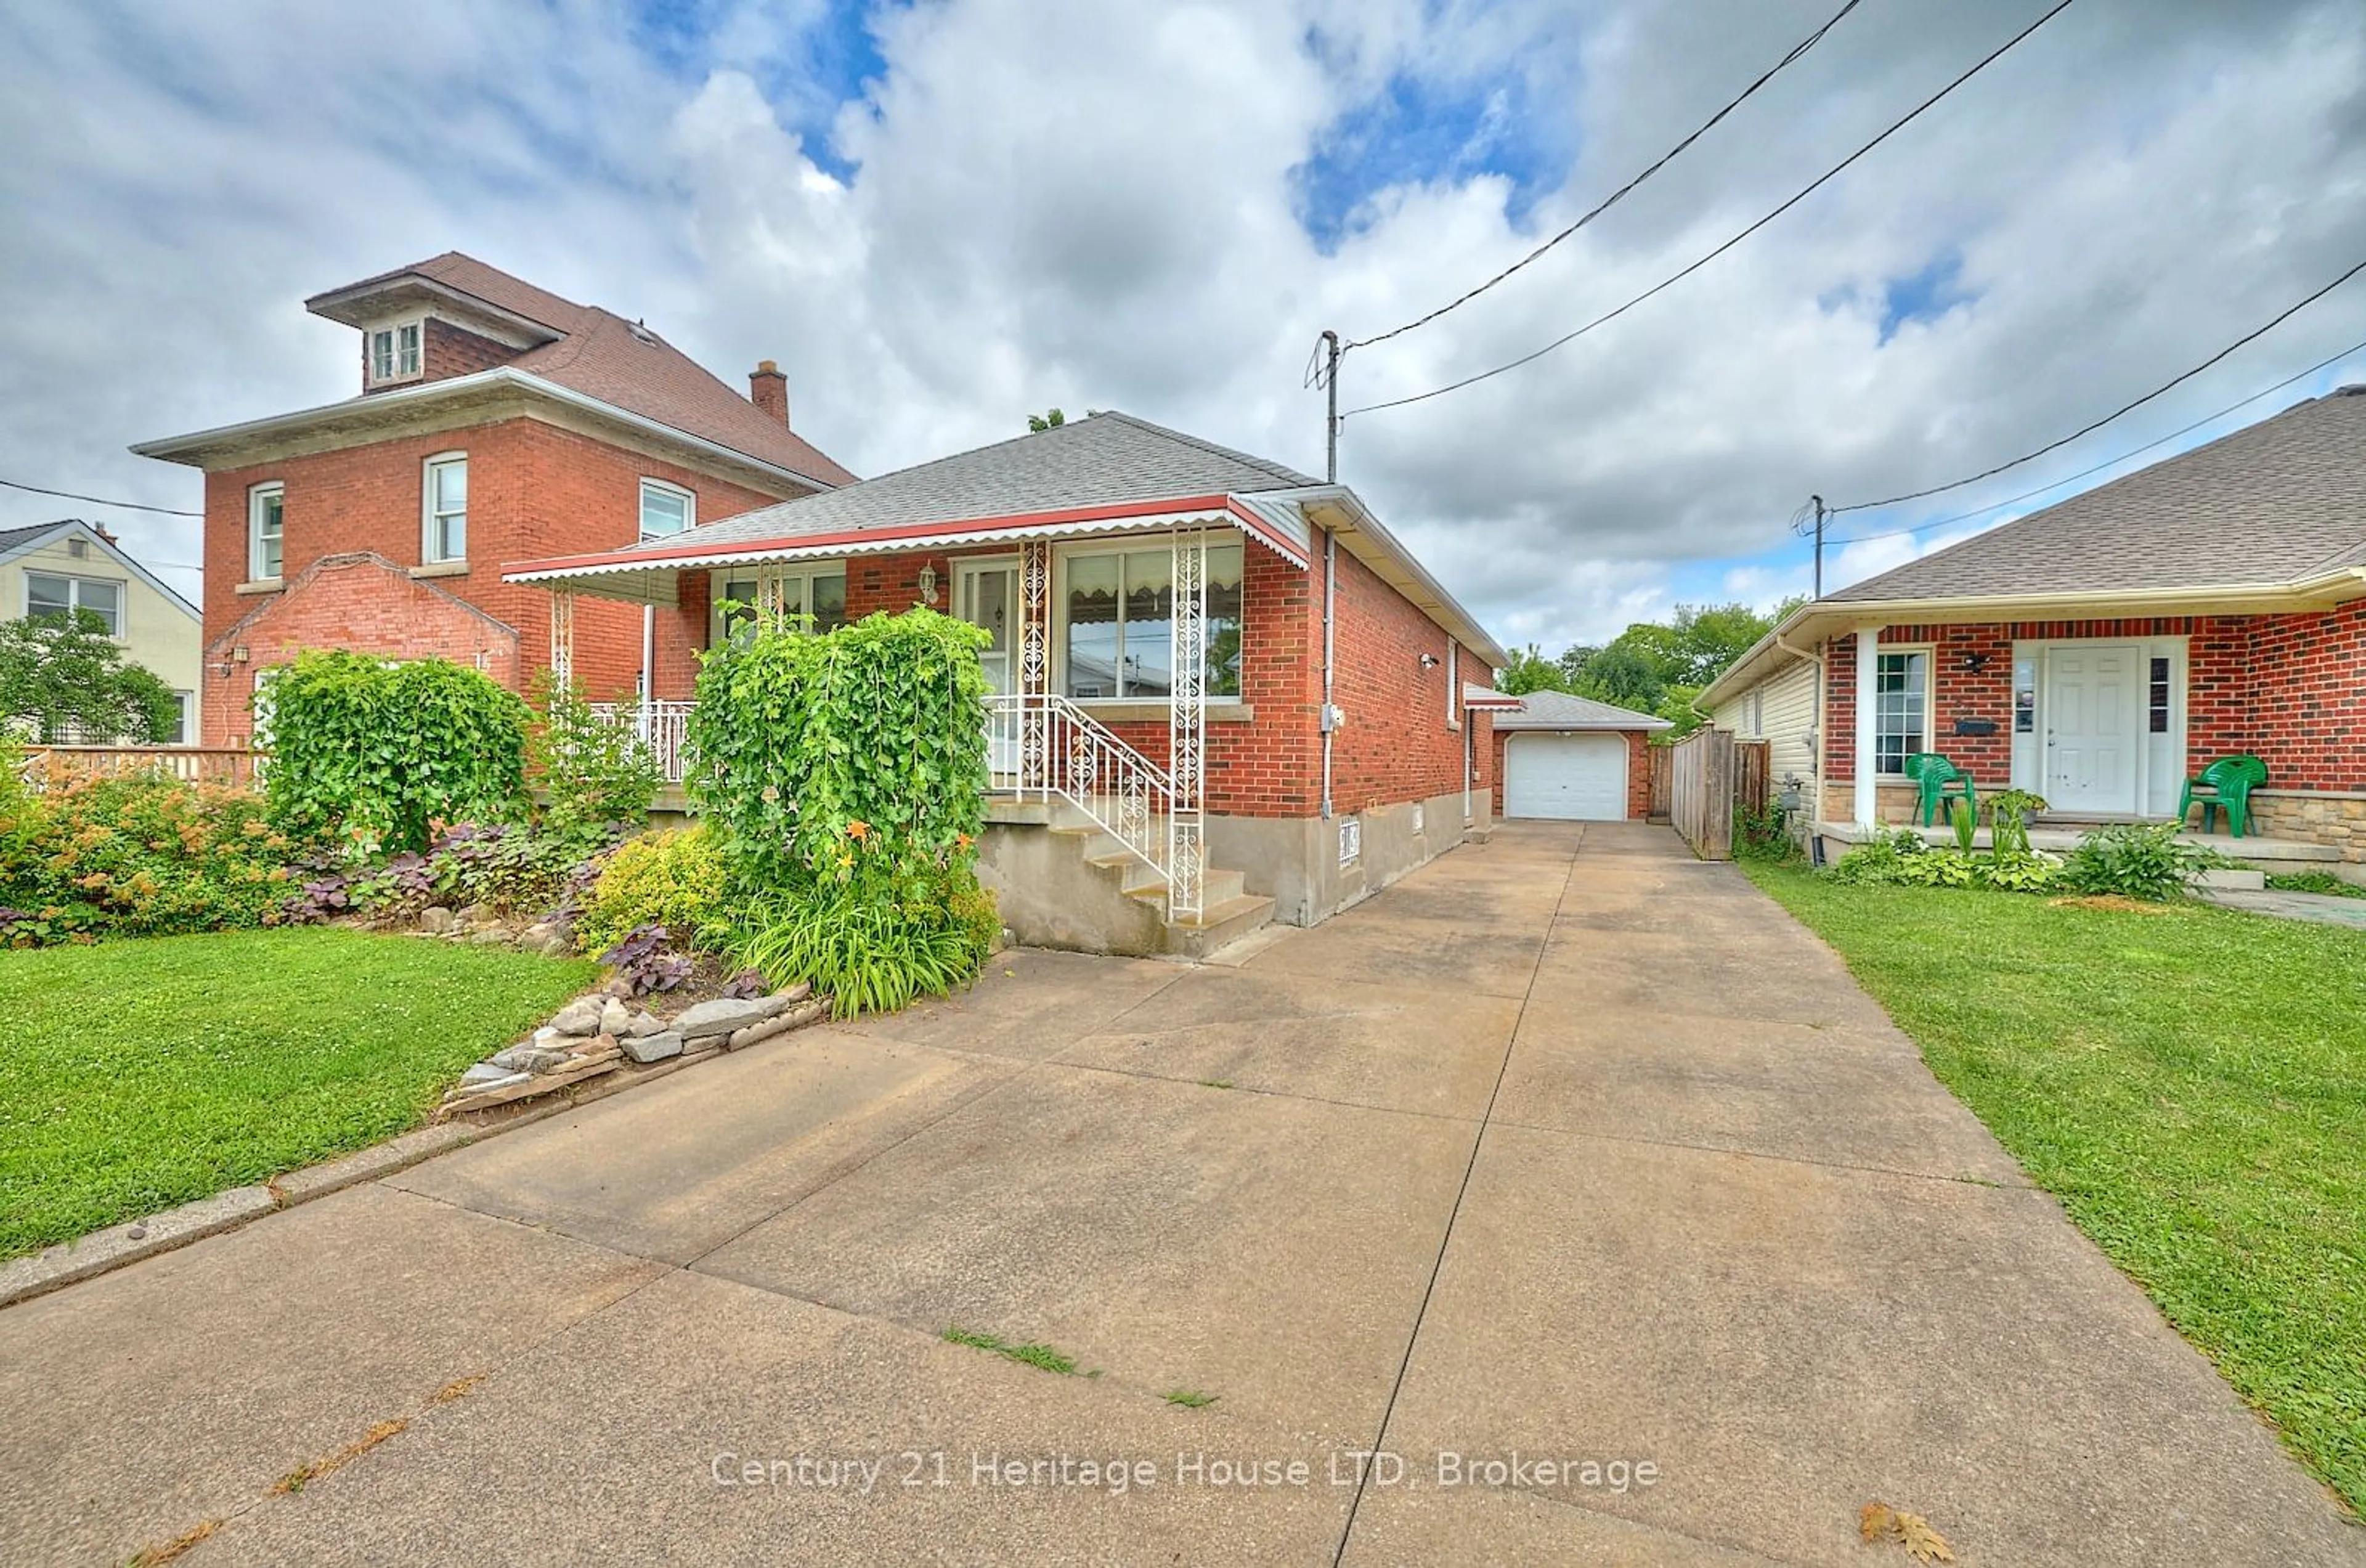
[1811,820,2344,864]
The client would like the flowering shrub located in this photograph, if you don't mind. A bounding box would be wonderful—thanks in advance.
[685,608,998,1012]
[0,774,298,946]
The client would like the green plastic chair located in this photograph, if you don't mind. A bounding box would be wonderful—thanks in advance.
[2178,754,2267,838]
[1901,753,1977,828]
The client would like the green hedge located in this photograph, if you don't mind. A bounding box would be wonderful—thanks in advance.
[262,651,532,855]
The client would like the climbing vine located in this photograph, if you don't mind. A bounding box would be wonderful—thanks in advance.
[261,650,533,855]
[685,607,991,894]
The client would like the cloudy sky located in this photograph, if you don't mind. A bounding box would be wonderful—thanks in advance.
[4,0,2364,651]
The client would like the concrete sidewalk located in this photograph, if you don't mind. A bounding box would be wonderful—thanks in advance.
[0,822,2353,1565]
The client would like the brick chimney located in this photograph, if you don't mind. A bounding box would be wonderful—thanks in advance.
[749,360,789,426]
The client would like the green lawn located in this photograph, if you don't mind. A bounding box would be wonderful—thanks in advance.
[0,928,598,1259]
[1745,863,2366,1515]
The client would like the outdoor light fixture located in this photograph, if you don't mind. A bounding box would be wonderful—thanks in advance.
[916,564,940,604]
[1962,651,1991,673]
[1418,652,1441,669]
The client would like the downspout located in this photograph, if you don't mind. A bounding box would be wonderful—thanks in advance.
[1319,328,1340,823]
[1321,525,1336,821]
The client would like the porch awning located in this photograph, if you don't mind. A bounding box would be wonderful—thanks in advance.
[1462,683,1525,711]
[503,493,1314,606]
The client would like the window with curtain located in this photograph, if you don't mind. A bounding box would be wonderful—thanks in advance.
[1062,541,1242,699]
[712,566,847,644]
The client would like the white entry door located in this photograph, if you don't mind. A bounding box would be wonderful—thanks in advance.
[957,561,1020,776]
[1504,733,1628,820]
[2046,644,2140,814]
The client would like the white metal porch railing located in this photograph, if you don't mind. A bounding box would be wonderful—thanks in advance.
[985,691,1199,919]
[590,699,694,784]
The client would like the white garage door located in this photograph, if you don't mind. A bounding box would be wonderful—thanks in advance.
[1504,733,1628,820]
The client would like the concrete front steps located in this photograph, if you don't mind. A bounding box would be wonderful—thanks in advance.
[981,798,1275,959]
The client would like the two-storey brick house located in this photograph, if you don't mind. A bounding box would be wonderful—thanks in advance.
[132,253,855,746]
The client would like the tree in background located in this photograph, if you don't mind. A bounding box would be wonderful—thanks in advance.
[1495,644,1566,696]
[0,609,179,743]
[1026,408,1065,433]
[1535,599,1802,741]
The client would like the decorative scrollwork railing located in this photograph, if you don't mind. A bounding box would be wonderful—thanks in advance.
[983,691,1196,919]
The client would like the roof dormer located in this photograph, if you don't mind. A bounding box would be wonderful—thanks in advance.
[306,252,572,394]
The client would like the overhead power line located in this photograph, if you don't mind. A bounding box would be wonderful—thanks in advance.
[1339,0,2078,420]
[1830,253,2366,514]
[0,477,201,517]
[1830,331,2366,544]
[1341,0,1866,355]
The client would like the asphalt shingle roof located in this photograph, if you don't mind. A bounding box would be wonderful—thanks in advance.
[320,253,858,489]
[1829,386,2366,604]
[624,411,1319,553]
[0,521,67,556]
[1490,689,1673,731]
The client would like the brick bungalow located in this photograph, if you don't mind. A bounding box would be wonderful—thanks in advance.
[1701,384,2366,865]
[131,253,855,745]
[506,411,1509,954]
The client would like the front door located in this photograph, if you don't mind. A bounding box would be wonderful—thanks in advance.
[957,560,1020,775]
[2046,644,2140,814]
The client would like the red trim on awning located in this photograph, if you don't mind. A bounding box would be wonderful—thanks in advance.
[505,492,1242,579]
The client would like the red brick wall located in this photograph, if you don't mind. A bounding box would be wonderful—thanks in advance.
[1325,542,1490,814]
[201,416,786,738]
[1490,729,1654,819]
[201,554,521,746]
[1817,610,2366,794]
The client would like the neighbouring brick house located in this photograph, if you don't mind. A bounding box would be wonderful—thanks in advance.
[1701,384,2366,864]
[507,412,1509,953]
[131,253,855,746]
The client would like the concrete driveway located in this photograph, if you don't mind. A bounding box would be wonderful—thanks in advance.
[2,822,2355,1565]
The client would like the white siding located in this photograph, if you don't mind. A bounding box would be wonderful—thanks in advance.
[1709,657,1817,784]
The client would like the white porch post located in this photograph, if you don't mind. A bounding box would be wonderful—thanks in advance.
[1852,624,1883,825]
[549,590,575,687]
[1019,540,1051,798]
[1167,528,1206,920]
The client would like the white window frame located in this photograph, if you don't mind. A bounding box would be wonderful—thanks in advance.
[1051,538,1246,704]
[421,452,468,564]
[1445,640,1460,730]
[165,691,193,745]
[709,561,850,644]
[248,481,284,582]
[368,318,425,386]
[25,571,124,636]
[639,478,696,541]
[1871,645,1933,778]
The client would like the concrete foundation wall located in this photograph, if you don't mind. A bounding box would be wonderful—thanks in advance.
[1209,786,1483,928]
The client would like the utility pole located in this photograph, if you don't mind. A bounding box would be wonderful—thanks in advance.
[1320,330,1341,482]
[1809,494,1827,599]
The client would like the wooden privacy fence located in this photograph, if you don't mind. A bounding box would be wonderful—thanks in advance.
[1734,739,1770,820]
[17,745,261,791]
[1669,729,1735,860]
[1646,747,1673,821]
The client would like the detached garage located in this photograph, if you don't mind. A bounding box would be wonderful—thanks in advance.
[1485,689,1672,821]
